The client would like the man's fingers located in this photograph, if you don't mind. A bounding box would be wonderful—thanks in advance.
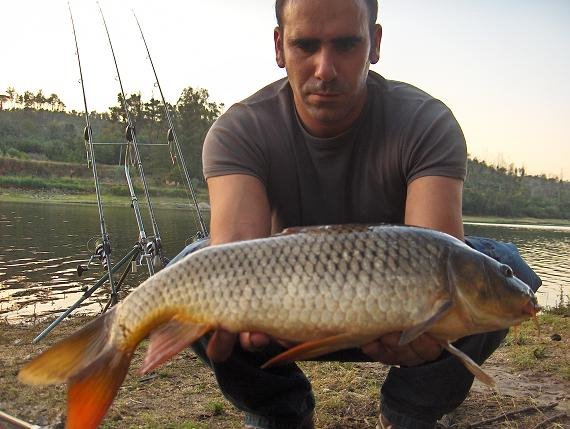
[409,334,443,362]
[361,332,443,366]
[207,329,237,362]
[240,331,271,351]
[361,338,407,365]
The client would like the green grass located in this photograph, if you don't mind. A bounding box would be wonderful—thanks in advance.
[0,175,205,199]
[205,401,225,416]
[0,180,210,209]
[0,175,95,192]
[544,288,570,317]
[502,312,570,380]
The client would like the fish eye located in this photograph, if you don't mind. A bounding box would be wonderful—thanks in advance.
[500,264,514,277]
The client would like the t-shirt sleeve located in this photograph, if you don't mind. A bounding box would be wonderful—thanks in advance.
[202,103,269,185]
[402,99,467,184]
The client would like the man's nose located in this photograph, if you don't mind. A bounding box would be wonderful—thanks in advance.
[314,48,337,82]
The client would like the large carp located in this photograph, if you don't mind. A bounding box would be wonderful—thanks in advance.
[19,224,539,429]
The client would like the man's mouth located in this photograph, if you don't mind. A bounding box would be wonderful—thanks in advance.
[309,92,341,102]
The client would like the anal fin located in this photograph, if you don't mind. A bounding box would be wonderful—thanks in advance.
[442,341,496,387]
[140,319,211,375]
[261,333,373,369]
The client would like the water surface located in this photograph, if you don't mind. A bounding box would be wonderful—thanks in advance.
[1,201,568,326]
[0,201,201,322]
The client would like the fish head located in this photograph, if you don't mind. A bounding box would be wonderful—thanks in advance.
[450,246,540,331]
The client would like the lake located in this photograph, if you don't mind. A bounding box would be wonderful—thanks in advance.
[1,201,568,325]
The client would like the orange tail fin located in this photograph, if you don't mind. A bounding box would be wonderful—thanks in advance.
[19,309,135,429]
[19,310,116,385]
[66,347,132,429]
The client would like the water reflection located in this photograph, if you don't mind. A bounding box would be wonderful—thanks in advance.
[0,201,202,322]
[464,222,570,308]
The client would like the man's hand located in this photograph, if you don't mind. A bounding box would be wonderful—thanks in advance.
[206,329,273,362]
[361,332,443,366]
[207,328,442,367]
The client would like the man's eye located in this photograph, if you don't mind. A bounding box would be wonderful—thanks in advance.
[295,40,319,53]
[335,40,358,52]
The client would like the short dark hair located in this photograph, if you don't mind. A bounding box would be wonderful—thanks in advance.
[275,0,378,35]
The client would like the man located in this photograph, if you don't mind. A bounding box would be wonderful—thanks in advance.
[188,0,525,428]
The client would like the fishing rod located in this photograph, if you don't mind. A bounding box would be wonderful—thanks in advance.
[98,1,164,271]
[33,4,144,343]
[68,2,117,305]
[133,11,208,239]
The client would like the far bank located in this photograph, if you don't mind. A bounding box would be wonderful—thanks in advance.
[4,188,570,228]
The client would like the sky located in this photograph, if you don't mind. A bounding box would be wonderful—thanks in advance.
[1,0,569,178]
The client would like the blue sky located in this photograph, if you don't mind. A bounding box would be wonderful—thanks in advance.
[1,0,569,177]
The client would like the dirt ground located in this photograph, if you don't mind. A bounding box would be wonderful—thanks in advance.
[1,315,568,429]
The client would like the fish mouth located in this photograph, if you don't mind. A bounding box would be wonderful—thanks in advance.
[521,296,541,333]
[522,297,541,317]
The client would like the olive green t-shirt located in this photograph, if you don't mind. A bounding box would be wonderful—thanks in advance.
[202,71,467,231]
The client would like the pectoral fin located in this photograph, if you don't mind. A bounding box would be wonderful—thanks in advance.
[442,341,496,387]
[399,299,453,345]
[261,333,374,369]
[140,319,211,375]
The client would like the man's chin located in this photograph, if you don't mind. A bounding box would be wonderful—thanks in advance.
[307,108,349,125]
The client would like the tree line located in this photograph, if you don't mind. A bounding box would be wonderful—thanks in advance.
[464,158,569,219]
[0,87,568,219]
[0,87,66,112]
[0,86,223,184]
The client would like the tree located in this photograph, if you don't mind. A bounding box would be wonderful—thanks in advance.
[0,94,9,110]
[22,91,34,109]
[35,90,47,110]
[47,93,65,112]
[174,86,224,181]
[6,87,17,109]
[143,97,163,143]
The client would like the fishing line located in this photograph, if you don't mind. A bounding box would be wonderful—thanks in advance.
[98,1,165,271]
[68,2,117,303]
[133,10,209,239]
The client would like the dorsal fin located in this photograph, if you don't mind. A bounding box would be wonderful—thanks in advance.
[276,224,378,237]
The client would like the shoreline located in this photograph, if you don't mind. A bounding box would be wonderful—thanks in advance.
[3,189,570,226]
[1,313,568,428]
[0,189,210,211]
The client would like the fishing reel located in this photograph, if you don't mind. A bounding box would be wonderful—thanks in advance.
[145,240,161,268]
[133,238,162,272]
[77,239,112,277]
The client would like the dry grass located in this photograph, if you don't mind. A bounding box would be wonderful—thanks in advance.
[1,314,569,428]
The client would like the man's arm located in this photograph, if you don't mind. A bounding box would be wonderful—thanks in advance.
[208,174,271,245]
[361,175,464,364]
[404,176,464,240]
[205,174,274,361]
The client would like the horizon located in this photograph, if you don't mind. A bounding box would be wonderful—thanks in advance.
[1,0,568,178]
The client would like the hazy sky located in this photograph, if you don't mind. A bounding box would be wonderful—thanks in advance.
[2,0,569,178]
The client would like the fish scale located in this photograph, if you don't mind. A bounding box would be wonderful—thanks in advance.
[19,224,539,429]
[114,226,469,338]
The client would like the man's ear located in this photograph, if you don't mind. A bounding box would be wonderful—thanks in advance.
[274,26,285,68]
[369,24,382,64]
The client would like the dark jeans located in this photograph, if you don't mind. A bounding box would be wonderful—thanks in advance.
[170,237,541,429]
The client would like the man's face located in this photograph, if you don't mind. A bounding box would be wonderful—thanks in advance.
[275,0,381,138]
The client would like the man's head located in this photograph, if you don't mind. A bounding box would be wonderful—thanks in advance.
[275,0,379,41]
[274,0,382,138]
